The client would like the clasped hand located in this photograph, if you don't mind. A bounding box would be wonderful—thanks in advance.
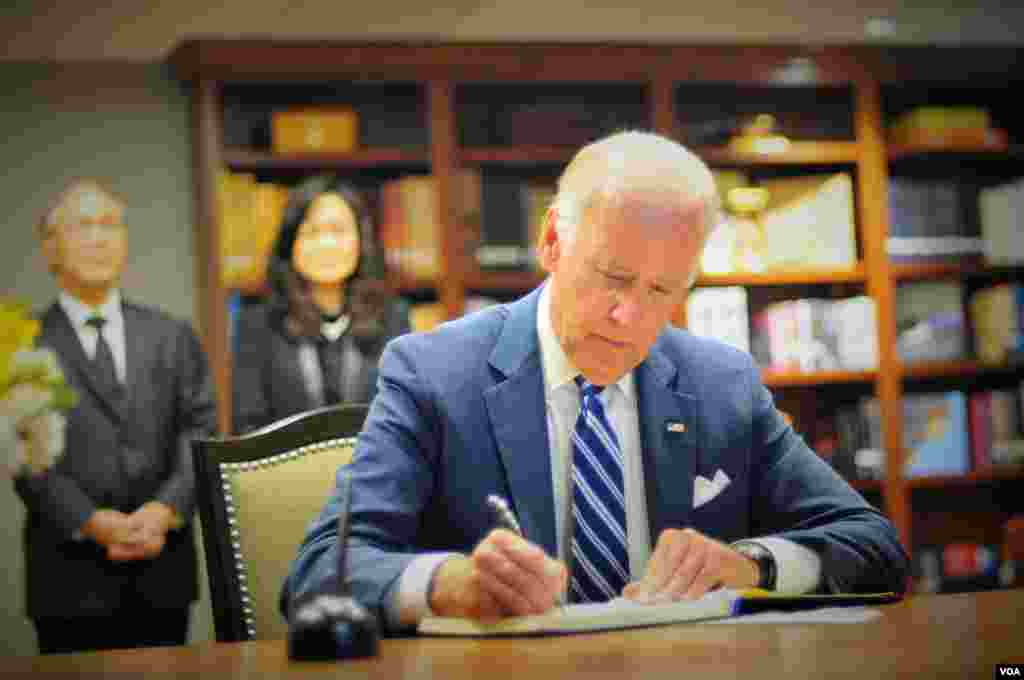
[81,502,176,562]
[429,527,760,620]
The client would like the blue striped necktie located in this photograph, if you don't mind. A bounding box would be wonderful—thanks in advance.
[570,377,629,603]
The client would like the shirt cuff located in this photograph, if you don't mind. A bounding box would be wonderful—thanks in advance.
[388,552,461,629]
[744,537,821,594]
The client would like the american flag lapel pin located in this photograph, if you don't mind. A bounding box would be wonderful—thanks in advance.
[666,421,687,433]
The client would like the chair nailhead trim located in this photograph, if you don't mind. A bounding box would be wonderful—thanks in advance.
[218,436,356,639]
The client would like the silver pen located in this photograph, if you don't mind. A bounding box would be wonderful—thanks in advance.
[486,494,523,535]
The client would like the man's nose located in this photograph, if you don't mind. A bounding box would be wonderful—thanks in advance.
[609,292,643,326]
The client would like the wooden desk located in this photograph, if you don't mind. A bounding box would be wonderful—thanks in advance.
[9,590,1022,679]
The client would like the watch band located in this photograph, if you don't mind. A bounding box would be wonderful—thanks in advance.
[734,541,777,591]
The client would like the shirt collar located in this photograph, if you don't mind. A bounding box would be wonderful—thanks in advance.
[59,289,123,331]
[536,283,634,402]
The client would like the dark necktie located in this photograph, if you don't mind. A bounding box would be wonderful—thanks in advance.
[570,377,629,603]
[317,339,345,406]
[85,316,122,397]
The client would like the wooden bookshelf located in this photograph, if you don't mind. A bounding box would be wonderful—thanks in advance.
[886,139,1013,161]
[696,141,859,165]
[907,465,1024,490]
[223,147,430,170]
[170,40,1024,578]
[762,369,876,387]
[697,265,866,287]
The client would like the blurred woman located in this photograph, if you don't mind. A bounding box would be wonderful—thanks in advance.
[232,176,409,434]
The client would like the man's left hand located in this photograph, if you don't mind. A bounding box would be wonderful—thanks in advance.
[622,528,760,602]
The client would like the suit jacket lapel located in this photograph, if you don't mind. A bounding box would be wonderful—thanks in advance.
[122,303,146,413]
[40,303,123,425]
[482,288,558,558]
[635,342,698,545]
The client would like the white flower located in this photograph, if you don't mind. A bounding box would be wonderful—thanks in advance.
[20,410,67,474]
[0,382,52,423]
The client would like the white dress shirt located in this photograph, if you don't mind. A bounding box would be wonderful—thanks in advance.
[59,289,127,384]
[389,285,821,627]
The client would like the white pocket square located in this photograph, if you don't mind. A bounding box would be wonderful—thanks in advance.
[693,469,731,508]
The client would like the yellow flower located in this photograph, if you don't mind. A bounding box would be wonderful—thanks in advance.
[0,298,76,410]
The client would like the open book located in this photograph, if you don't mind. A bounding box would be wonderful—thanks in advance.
[417,589,901,637]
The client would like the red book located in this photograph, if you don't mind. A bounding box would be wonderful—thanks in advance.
[967,391,992,471]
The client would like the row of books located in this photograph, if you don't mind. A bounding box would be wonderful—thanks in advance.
[686,288,877,373]
[824,385,1024,482]
[913,542,1018,594]
[887,175,1024,266]
[380,169,557,276]
[701,171,858,275]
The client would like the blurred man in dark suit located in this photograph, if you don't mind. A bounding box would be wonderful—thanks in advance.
[13,179,216,654]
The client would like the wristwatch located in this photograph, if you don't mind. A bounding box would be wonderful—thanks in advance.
[734,541,777,591]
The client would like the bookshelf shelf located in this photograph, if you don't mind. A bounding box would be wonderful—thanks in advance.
[891,261,1023,282]
[696,141,859,166]
[465,270,546,294]
[696,265,866,287]
[459,146,576,165]
[223,147,430,170]
[886,139,1014,162]
[852,479,882,493]
[908,465,1024,490]
[900,359,1024,380]
[172,40,1024,578]
[762,369,876,387]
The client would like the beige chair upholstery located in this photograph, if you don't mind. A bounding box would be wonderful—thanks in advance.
[192,404,368,642]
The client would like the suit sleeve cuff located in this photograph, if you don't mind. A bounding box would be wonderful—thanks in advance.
[743,537,822,594]
[387,552,461,629]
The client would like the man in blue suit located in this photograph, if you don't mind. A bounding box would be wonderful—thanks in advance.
[282,131,908,632]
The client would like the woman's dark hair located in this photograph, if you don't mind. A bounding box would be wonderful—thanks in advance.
[265,175,393,355]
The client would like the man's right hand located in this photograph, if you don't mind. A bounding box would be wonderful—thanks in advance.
[428,529,566,620]
[80,509,142,549]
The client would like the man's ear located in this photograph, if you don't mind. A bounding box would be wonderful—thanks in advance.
[536,207,561,273]
[40,232,61,274]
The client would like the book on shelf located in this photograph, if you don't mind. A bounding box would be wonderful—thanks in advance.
[894,281,967,363]
[903,391,970,478]
[978,178,1024,266]
[886,178,983,264]
[477,176,554,271]
[969,284,1024,365]
[408,302,447,333]
[913,543,1008,594]
[685,286,750,354]
[832,404,873,481]
[217,170,288,291]
[271,107,358,154]
[380,170,481,282]
[758,172,857,271]
[750,297,876,373]
[523,181,557,269]
[968,391,994,470]
[989,389,1024,466]
[861,391,970,479]
[888,106,1006,148]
